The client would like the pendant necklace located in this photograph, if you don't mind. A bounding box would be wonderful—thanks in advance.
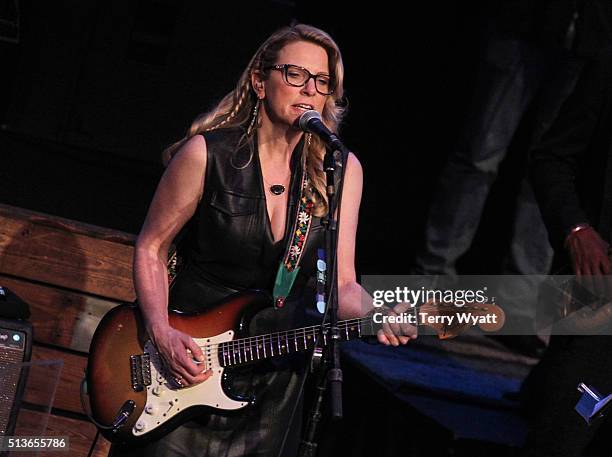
[269,184,286,195]
[263,171,291,196]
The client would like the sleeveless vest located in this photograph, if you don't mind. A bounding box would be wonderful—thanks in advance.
[169,128,325,313]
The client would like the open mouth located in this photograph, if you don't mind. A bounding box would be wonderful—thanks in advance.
[293,103,314,111]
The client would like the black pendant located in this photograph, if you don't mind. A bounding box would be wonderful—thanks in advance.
[269,184,285,195]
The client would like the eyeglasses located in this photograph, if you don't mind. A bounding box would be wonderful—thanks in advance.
[265,64,335,95]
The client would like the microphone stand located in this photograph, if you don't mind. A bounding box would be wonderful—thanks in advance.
[323,146,344,422]
[299,145,347,457]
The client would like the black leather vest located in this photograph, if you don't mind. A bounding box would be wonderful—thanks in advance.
[170,128,325,313]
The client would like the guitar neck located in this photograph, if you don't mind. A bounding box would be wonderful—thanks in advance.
[218,316,373,367]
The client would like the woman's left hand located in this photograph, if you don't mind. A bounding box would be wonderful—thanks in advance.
[376,302,418,346]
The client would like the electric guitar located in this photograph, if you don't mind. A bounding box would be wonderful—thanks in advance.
[85,290,504,444]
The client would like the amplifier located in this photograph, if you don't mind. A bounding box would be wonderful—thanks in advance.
[0,318,32,437]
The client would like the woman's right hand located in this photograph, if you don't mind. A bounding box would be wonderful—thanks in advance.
[148,323,213,388]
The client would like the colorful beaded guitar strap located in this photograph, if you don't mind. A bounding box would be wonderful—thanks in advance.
[273,156,315,308]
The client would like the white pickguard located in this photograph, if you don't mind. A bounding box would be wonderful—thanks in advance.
[132,330,247,437]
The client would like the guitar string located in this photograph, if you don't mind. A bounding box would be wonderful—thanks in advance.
[195,319,370,356]
[193,304,494,353]
[197,317,371,353]
[197,316,369,349]
[154,306,427,376]
[151,319,373,374]
[153,306,462,375]
[194,318,376,368]
[162,306,496,369]
[155,327,373,373]
[197,310,418,358]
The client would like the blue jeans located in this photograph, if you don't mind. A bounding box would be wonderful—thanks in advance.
[413,37,585,327]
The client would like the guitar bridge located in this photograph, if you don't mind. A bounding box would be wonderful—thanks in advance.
[130,353,152,392]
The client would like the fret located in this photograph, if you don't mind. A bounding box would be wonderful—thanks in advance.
[219,319,374,368]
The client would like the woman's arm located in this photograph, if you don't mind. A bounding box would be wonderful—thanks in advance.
[134,134,212,387]
[336,153,416,345]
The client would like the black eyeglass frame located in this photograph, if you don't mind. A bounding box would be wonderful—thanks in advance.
[264,64,335,95]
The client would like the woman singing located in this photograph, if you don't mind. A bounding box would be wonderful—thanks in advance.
[113,23,413,457]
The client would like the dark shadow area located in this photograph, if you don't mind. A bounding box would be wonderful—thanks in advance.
[0,0,489,272]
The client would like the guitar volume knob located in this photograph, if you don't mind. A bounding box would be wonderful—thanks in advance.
[134,420,146,432]
[152,386,164,396]
[145,404,157,415]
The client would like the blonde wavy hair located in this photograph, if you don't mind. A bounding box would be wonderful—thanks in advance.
[162,23,346,216]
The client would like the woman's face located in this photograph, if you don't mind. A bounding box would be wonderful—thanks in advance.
[257,40,330,129]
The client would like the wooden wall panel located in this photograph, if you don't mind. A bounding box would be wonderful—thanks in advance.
[0,204,139,457]
[0,275,119,352]
[0,204,136,302]
[28,345,87,415]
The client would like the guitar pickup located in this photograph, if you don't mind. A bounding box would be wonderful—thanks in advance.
[130,353,152,392]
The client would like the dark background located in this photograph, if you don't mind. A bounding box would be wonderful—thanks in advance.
[0,0,512,275]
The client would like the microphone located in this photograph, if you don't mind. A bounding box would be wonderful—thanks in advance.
[298,110,345,151]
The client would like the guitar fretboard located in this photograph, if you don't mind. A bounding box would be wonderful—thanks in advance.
[218,317,373,367]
